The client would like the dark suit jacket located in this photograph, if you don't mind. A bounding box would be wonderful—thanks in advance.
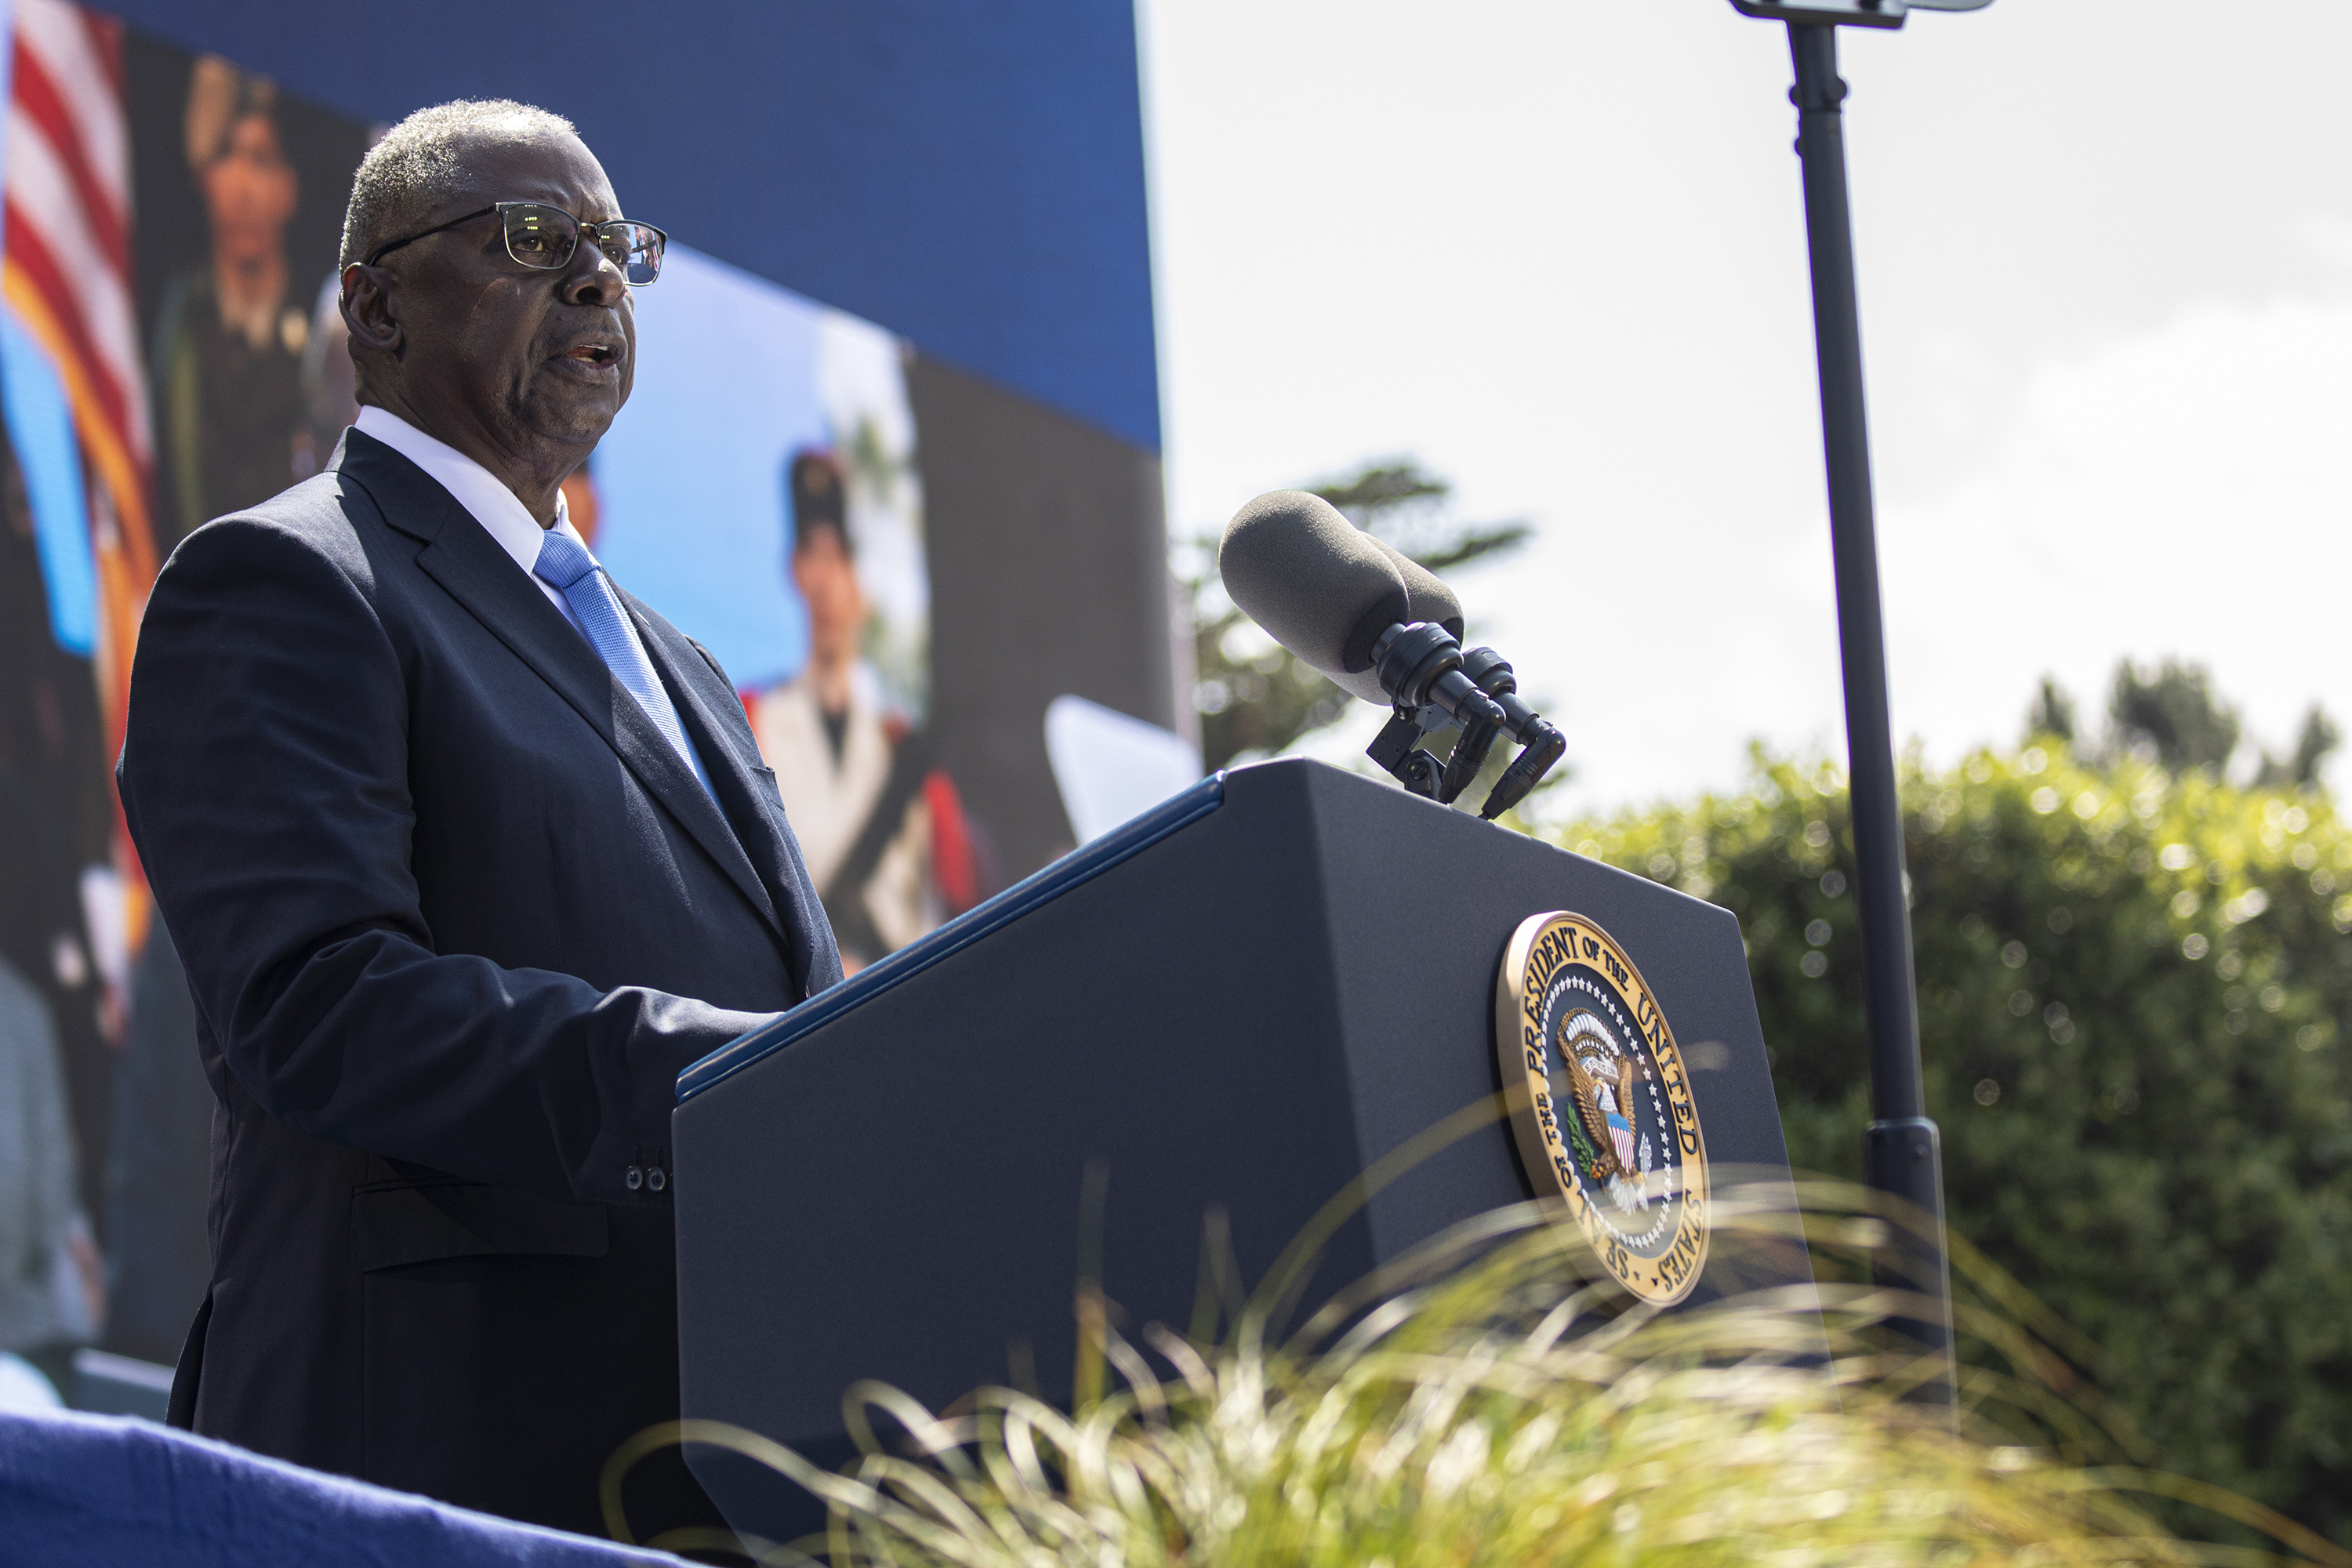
[117,428,842,1535]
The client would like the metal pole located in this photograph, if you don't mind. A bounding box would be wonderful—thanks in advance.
[1785,20,1955,1404]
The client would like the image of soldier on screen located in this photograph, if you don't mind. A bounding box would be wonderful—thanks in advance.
[749,448,982,971]
[146,56,358,550]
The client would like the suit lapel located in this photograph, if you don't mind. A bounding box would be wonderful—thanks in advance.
[332,432,789,952]
[625,604,832,997]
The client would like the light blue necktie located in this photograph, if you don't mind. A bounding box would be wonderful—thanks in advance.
[532,530,716,800]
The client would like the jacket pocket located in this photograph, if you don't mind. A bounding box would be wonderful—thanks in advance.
[350,1181,608,1272]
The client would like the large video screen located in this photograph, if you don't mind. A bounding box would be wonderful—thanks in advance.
[0,0,1174,1378]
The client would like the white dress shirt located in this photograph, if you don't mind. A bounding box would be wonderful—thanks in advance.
[354,405,714,790]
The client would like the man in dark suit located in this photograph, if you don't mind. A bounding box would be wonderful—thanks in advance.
[117,100,840,1537]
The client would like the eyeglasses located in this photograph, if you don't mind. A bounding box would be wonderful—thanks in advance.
[363,201,667,285]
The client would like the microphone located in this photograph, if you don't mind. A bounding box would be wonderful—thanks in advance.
[1218,489,1406,705]
[1363,533,1465,645]
[1218,489,1566,815]
[1218,492,1501,730]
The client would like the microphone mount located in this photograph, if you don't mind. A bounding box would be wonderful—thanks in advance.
[1359,622,1566,817]
[1372,622,1503,730]
[1450,648,1568,820]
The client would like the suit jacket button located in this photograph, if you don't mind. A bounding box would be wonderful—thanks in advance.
[626,1165,644,1191]
[648,1167,666,1192]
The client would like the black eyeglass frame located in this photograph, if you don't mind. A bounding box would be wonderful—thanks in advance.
[361,201,669,285]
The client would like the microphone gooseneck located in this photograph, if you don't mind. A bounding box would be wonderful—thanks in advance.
[1217,489,1568,815]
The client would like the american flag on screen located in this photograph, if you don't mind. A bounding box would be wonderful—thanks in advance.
[2,0,157,943]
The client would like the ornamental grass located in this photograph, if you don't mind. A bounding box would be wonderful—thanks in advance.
[611,1174,2349,1568]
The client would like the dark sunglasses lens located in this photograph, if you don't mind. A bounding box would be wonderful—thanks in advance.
[501,205,578,270]
[597,223,664,286]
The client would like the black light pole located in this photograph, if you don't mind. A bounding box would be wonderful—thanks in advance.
[1730,0,1991,1406]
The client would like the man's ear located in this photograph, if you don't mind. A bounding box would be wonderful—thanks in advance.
[340,263,403,358]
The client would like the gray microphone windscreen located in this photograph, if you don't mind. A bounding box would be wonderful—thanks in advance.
[1218,490,1408,704]
[1364,535,1464,644]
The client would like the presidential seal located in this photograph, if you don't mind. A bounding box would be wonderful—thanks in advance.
[1494,911,1708,1304]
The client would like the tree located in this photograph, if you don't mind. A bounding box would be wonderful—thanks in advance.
[2258,706,2342,791]
[1559,730,2352,1544]
[2039,660,2337,788]
[2027,674,2076,744]
[1180,459,1529,771]
[2109,659,2240,772]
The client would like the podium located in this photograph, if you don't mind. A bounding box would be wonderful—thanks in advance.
[672,757,1795,1540]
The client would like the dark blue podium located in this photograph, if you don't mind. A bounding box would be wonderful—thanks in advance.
[670,757,1793,1541]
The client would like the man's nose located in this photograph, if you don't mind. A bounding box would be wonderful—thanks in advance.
[561,240,627,307]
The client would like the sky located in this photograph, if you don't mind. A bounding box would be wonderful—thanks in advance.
[1137,0,2352,817]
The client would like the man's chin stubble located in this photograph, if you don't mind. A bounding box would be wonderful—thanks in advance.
[514,392,623,449]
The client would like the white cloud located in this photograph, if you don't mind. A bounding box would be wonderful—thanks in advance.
[1880,295,2352,786]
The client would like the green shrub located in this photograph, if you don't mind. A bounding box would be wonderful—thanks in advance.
[1559,744,2352,1542]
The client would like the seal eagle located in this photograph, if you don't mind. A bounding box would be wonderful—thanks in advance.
[1556,1011,1639,1181]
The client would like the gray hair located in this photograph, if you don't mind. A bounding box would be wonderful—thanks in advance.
[339,99,578,268]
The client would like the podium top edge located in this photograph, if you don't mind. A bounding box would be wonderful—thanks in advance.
[676,771,1229,1105]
